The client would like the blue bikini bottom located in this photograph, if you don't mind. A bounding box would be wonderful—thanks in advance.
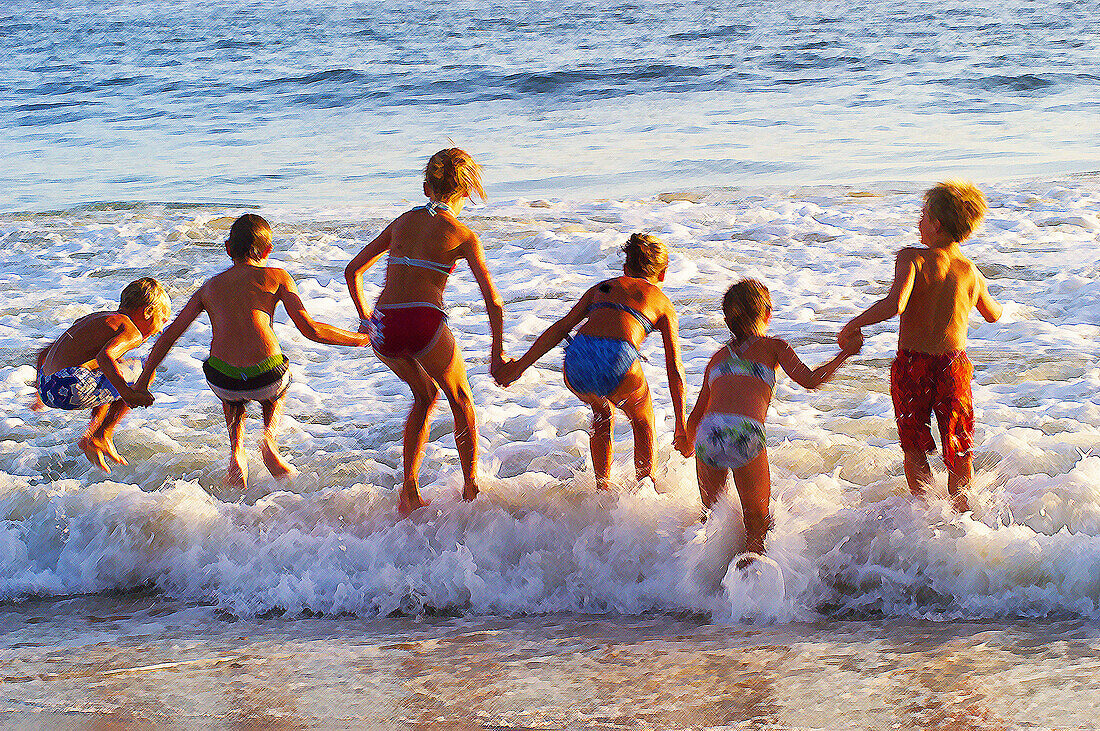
[563,333,639,397]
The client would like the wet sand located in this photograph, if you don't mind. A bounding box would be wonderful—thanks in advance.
[2,592,1098,730]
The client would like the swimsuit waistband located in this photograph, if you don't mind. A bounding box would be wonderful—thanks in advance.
[376,302,446,314]
[897,348,966,359]
[206,353,285,379]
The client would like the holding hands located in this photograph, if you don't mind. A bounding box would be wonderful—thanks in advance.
[838,325,864,355]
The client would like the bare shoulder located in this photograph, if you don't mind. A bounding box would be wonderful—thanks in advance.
[706,346,727,369]
[760,335,791,362]
[266,266,297,294]
[102,311,138,333]
[647,284,675,317]
[896,246,924,264]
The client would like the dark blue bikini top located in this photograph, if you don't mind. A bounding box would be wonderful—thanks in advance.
[587,300,656,334]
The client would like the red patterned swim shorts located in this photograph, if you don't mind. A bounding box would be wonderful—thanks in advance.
[890,349,974,471]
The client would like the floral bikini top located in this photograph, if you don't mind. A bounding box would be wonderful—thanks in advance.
[706,336,775,387]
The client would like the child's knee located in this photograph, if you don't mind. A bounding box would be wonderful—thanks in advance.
[414,384,441,407]
[903,449,929,465]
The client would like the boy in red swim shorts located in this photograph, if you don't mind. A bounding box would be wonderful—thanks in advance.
[839,181,1003,512]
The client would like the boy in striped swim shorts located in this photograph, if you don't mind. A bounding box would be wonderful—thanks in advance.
[840,180,1003,512]
[135,214,370,489]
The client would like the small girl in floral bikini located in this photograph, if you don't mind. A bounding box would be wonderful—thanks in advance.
[682,279,861,559]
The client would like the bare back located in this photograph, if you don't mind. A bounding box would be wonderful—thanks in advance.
[577,276,671,348]
[897,247,982,353]
[40,312,136,377]
[201,264,288,366]
[377,208,472,309]
[701,335,844,423]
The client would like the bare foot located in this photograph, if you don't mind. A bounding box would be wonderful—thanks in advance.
[462,482,478,502]
[261,439,298,479]
[951,491,971,513]
[79,436,111,473]
[101,438,128,466]
[225,457,247,491]
[735,554,758,571]
[398,487,430,517]
[30,395,46,412]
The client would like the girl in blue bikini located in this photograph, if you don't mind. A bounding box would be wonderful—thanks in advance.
[683,279,860,557]
[345,149,505,515]
[496,234,688,490]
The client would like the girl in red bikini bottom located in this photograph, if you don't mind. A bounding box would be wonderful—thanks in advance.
[345,149,506,516]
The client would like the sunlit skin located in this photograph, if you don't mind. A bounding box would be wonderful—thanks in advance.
[137,241,370,490]
[35,301,169,472]
[839,200,1002,511]
[684,308,860,556]
[495,263,688,491]
[346,181,505,516]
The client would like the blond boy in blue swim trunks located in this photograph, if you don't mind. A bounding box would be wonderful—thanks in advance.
[682,280,860,558]
[135,214,370,489]
[34,277,171,472]
[496,234,689,491]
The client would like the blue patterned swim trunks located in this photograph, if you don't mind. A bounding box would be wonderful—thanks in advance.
[36,359,140,410]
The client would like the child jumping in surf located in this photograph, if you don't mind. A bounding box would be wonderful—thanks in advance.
[135,214,370,489]
[345,148,505,515]
[495,234,689,490]
[682,279,860,558]
[34,278,170,472]
[839,180,1002,512]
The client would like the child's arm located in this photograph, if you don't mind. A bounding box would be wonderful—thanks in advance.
[775,333,861,390]
[134,288,207,393]
[344,224,393,321]
[496,286,595,387]
[279,271,371,347]
[656,306,689,452]
[839,249,917,343]
[460,232,506,371]
[98,318,156,407]
[29,345,52,410]
[975,271,1002,323]
[35,344,50,371]
[682,363,713,457]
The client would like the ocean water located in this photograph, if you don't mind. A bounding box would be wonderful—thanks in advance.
[3,0,1100,727]
[2,0,1099,209]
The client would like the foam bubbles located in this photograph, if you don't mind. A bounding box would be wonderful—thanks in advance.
[2,180,1100,621]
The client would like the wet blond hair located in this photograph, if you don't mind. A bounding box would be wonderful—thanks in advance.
[424,148,485,202]
[119,277,169,314]
[924,180,988,243]
[227,213,272,261]
[622,233,668,278]
[722,279,771,342]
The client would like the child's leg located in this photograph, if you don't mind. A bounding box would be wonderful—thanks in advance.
[375,349,440,514]
[902,450,933,496]
[222,400,248,489]
[731,448,771,556]
[615,374,654,483]
[695,456,728,511]
[80,401,130,472]
[584,398,614,490]
[260,392,296,479]
[413,328,478,502]
[946,454,972,513]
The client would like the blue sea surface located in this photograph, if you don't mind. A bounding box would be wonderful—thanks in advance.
[1,0,1099,210]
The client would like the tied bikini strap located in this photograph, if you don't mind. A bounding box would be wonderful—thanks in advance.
[425,200,454,216]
